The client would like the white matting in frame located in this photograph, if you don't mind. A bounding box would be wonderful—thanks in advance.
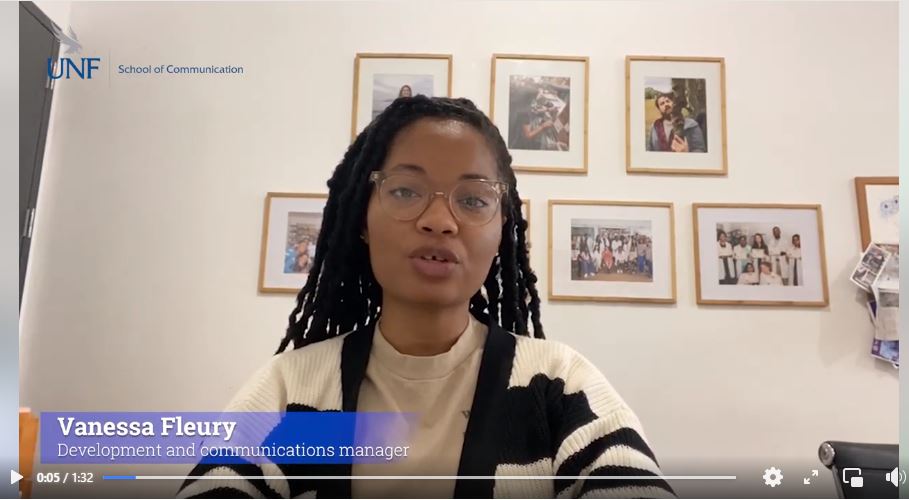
[864,185,899,244]
[549,201,676,303]
[491,55,588,173]
[351,53,452,140]
[855,177,899,249]
[626,56,726,175]
[258,193,327,293]
[694,204,829,306]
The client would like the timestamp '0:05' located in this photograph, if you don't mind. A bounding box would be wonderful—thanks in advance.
[36,472,61,483]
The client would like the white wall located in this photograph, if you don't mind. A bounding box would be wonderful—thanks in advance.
[20,2,898,497]
[35,0,70,30]
[32,1,70,31]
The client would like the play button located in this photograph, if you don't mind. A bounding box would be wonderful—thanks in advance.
[10,470,22,485]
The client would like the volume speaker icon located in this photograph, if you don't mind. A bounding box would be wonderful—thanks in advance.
[885,468,906,487]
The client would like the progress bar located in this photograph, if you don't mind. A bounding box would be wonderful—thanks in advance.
[104,475,736,480]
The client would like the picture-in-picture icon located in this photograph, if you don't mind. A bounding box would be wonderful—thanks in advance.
[842,468,863,488]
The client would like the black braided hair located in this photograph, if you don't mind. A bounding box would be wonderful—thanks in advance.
[275,96,543,353]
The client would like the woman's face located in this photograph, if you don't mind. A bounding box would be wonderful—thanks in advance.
[754,234,764,246]
[365,118,503,308]
[399,86,412,97]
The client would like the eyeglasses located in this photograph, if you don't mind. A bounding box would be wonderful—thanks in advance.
[369,171,509,226]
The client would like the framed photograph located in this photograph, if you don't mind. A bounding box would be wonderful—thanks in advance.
[351,53,452,139]
[258,193,327,294]
[490,54,589,174]
[855,176,898,250]
[626,56,727,175]
[693,203,829,306]
[549,200,676,303]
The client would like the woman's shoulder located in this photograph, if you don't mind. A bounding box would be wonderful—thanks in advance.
[507,334,602,382]
[510,332,577,357]
[266,330,356,385]
[225,331,355,412]
[272,330,352,367]
[505,333,631,415]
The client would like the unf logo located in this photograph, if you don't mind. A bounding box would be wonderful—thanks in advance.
[47,24,100,80]
[48,57,101,80]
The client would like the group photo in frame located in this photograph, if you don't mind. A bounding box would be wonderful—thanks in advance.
[549,200,676,303]
[693,203,829,306]
[854,176,899,251]
[626,55,728,175]
[490,54,589,174]
[351,53,452,140]
[258,193,328,294]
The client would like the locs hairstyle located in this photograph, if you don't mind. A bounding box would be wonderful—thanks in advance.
[276,96,543,353]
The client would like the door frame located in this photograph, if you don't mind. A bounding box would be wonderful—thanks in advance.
[19,1,60,307]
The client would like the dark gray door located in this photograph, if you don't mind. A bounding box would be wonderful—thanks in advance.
[19,2,59,306]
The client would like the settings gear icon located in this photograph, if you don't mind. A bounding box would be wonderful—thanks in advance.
[763,467,784,487]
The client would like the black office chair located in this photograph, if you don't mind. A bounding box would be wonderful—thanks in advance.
[818,441,899,498]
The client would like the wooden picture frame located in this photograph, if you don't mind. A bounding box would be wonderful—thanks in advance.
[548,200,676,303]
[490,54,589,174]
[854,176,899,250]
[351,53,453,140]
[258,192,328,294]
[626,55,728,176]
[693,203,829,307]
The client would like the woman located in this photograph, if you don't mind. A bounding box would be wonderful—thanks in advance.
[750,233,769,273]
[283,242,299,274]
[737,262,759,285]
[601,244,614,272]
[789,234,803,286]
[177,97,671,499]
[592,235,602,273]
[398,84,413,98]
[578,239,594,278]
[293,238,312,273]
[614,244,626,274]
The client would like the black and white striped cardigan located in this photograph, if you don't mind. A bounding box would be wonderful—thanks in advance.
[178,319,675,499]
